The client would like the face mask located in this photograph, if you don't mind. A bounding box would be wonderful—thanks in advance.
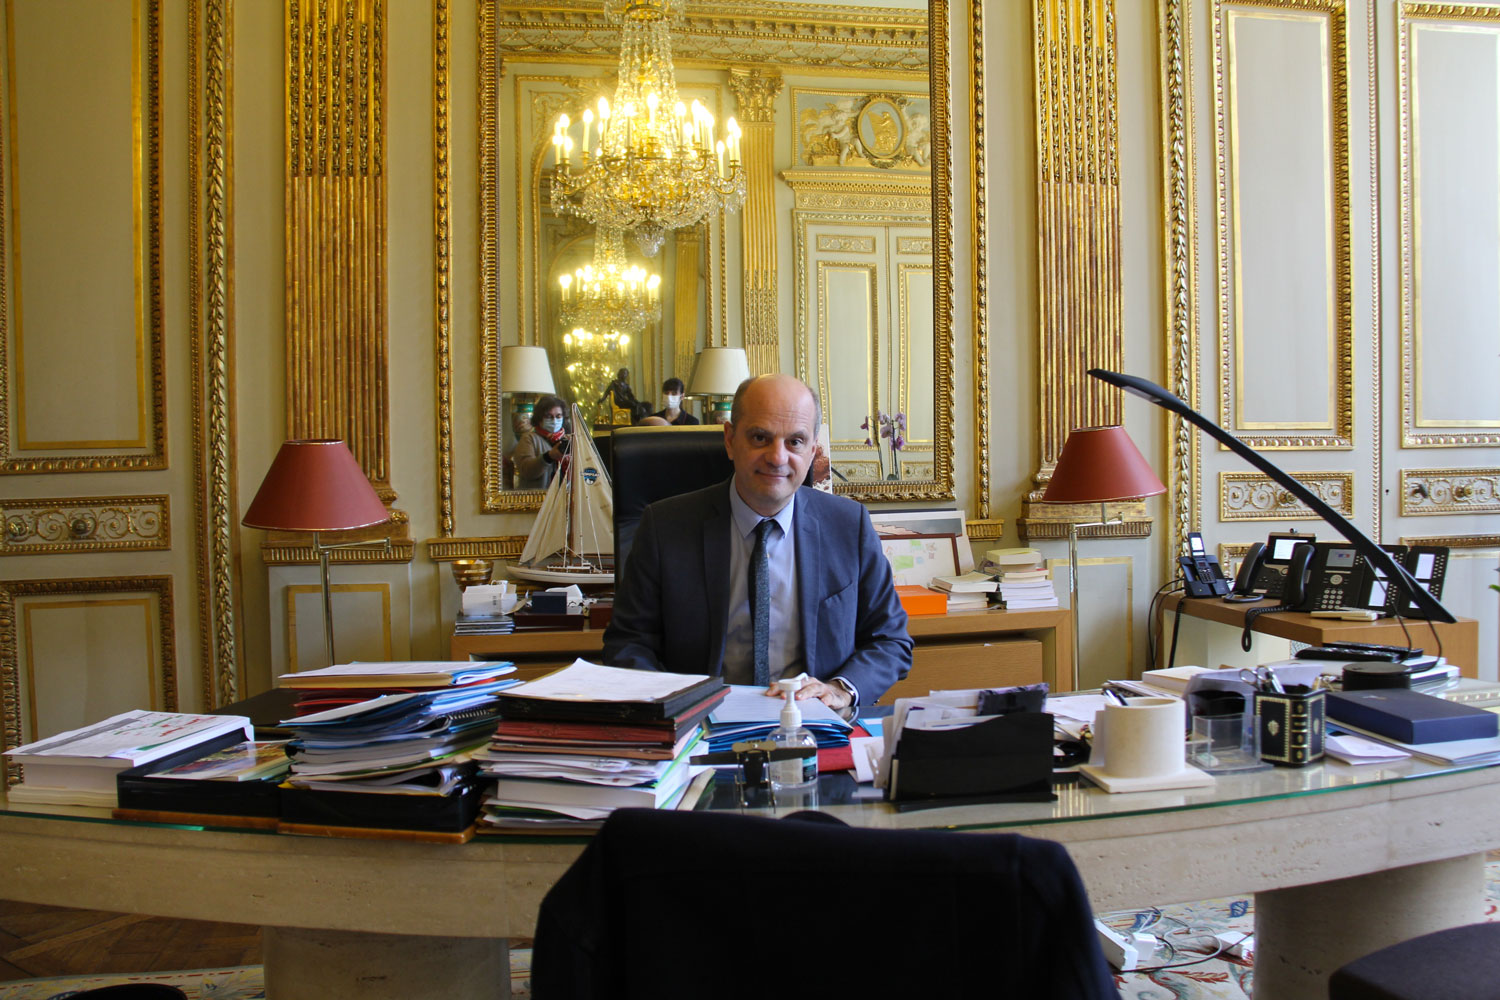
[539,416,563,433]
[665,394,682,408]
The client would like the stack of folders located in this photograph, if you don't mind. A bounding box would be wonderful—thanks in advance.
[928,572,998,612]
[475,660,726,832]
[115,739,292,827]
[274,663,521,836]
[703,685,853,754]
[987,548,1058,610]
[453,613,515,637]
[3,710,253,808]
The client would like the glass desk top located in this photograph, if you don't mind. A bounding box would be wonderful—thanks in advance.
[2,749,1490,840]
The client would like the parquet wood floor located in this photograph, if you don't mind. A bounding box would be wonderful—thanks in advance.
[0,901,260,981]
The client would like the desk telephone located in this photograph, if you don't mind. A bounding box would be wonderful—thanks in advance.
[1261,540,1449,617]
[1227,531,1316,601]
[1180,532,1231,597]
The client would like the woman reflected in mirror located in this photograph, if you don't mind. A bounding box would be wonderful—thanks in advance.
[512,393,570,489]
[652,377,699,426]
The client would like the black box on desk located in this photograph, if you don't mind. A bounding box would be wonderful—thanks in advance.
[1327,688,1499,745]
[277,763,485,837]
[115,729,282,827]
[1255,687,1325,766]
[887,711,1054,807]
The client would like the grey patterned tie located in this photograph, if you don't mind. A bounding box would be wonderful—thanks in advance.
[750,518,774,688]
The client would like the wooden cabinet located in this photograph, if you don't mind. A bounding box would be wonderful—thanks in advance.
[451,606,1075,694]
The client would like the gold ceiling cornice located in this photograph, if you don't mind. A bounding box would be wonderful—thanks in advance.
[494,0,928,74]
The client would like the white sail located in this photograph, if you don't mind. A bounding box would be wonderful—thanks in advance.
[519,469,569,565]
[568,410,614,559]
[514,404,614,582]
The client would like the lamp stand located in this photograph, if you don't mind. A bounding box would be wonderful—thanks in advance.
[1064,502,1120,692]
[312,532,393,668]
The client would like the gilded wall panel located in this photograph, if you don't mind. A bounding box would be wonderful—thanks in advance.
[1214,1,1352,449]
[1218,470,1353,520]
[1,576,176,784]
[1400,467,1500,516]
[0,0,165,473]
[1399,4,1500,447]
[2,495,168,554]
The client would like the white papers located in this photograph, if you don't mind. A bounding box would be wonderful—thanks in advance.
[710,684,845,726]
[1325,733,1411,765]
[507,660,711,703]
[282,661,509,680]
[462,582,517,615]
[849,736,884,782]
[1045,694,1111,726]
[4,710,251,766]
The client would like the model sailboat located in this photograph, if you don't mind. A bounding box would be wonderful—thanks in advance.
[510,404,615,585]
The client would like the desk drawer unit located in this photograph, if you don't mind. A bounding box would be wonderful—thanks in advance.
[879,638,1044,704]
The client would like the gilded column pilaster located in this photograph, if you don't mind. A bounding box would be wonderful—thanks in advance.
[1020,0,1149,540]
[728,68,783,377]
[673,226,703,381]
[284,0,403,529]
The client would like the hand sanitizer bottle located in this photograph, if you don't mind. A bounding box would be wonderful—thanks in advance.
[769,679,818,792]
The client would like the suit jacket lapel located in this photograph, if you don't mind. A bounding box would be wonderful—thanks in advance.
[702,484,732,672]
[793,489,821,676]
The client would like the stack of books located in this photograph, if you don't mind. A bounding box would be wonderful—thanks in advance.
[277,660,518,716]
[987,548,1059,610]
[3,710,253,808]
[273,662,522,836]
[475,661,726,831]
[929,572,999,612]
[453,612,515,637]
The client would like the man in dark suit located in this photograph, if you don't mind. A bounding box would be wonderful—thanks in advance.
[603,374,911,712]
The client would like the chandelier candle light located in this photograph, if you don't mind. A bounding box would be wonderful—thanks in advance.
[549,0,745,256]
[557,225,662,338]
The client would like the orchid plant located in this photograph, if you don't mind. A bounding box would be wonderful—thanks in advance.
[860,410,907,480]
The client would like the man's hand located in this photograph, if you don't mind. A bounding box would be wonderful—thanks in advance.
[762,677,851,713]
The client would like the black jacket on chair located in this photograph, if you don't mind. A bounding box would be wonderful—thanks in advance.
[532,808,1116,999]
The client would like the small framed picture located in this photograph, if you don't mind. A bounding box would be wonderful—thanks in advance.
[877,533,960,587]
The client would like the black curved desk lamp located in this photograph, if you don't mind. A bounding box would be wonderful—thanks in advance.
[1088,368,1456,625]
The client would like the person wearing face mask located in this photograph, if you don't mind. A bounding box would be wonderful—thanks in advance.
[651,377,699,426]
[512,394,569,490]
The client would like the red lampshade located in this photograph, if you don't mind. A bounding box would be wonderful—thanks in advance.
[1041,425,1166,503]
[242,440,390,532]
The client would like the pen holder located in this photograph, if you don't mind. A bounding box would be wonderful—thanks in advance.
[1255,686,1325,767]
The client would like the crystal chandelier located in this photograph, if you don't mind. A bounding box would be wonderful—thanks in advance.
[557,225,662,339]
[549,0,745,256]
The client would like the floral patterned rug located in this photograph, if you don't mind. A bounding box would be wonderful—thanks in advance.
[2,859,1496,1000]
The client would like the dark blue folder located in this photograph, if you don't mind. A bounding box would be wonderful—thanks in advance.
[1327,688,1499,745]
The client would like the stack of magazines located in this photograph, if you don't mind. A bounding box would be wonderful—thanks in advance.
[274,661,521,836]
[474,660,726,831]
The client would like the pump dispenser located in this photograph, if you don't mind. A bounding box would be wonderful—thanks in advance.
[769,678,818,791]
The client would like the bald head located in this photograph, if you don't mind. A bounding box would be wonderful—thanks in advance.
[729,374,821,431]
[723,374,821,517]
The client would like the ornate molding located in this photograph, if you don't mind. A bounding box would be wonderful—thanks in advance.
[1397,2,1500,448]
[2,496,169,555]
[1397,532,1500,548]
[1212,0,1353,450]
[0,0,167,475]
[1400,468,1500,516]
[2,576,178,785]
[817,235,876,253]
[969,0,990,521]
[729,68,785,378]
[1161,0,1197,554]
[435,0,455,536]
[260,539,416,567]
[490,0,928,76]
[191,0,239,709]
[426,535,529,561]
[965,519,1006,542]
[1219,471,1353,521]
[285,0,399,509]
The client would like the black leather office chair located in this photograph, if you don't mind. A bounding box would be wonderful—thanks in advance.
[610,425,733,573]
[63,986,187,999]
[1328,922,1500,999]
[531,808,1116,999]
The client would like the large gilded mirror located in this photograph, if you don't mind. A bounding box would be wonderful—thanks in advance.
[480,0,952,511]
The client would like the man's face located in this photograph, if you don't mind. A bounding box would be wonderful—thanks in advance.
[724,377,816,517]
